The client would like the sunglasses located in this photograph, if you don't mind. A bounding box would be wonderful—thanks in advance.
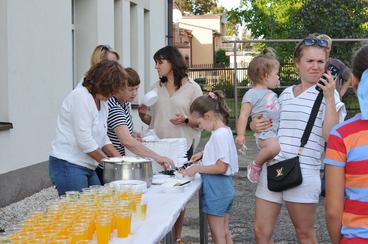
[100,44,112,51]
[302,38,328,48]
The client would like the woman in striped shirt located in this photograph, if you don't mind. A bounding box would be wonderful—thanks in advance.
[107,68,174,168]
[250,35,346,243]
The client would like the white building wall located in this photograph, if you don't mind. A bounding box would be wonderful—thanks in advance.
[74,0,115,83]
[0,0,168,205]
[0,0,73,174]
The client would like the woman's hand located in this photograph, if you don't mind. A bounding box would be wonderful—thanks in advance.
[169,113,186,125]
[138,104,151,125]
[155,156,175,169]
[190,151,203,162]
[316,71,336,100]
[249,114,272,133]
[138,104,149,115]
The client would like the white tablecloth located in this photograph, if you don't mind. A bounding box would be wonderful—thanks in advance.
[108,174,202,244]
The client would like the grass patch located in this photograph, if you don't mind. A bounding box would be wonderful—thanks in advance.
[227,98,241,119]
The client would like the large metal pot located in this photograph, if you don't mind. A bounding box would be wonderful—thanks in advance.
[102,156,153,187]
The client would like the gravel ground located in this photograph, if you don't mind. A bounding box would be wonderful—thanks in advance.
[0,138,331,243]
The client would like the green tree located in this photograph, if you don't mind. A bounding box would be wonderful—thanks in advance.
[290,0,368,64]
[175,0,220,15]
[215,49,230,66]
[229,0,368,63]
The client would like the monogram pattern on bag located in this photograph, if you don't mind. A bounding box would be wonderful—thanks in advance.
[276,168,283,177]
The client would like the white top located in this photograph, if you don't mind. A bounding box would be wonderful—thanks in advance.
[202,127,239,176]
[149,78,203,150]
[274,85,346,169]
[50,86,112,170]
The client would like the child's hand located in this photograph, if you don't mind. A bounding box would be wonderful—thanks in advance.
[235,135,246,145]
[190,151,203,162]
[183,164,200,176]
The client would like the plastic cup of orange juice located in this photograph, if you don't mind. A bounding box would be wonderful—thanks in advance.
[116,211,132,238]
[95,217,111,244]
[136,196,148,221]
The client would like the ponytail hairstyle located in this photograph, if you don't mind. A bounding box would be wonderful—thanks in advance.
[248,47,280,86]
[190,90,230,125]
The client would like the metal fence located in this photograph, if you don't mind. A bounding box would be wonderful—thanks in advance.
[188,63,299,91]
[188,64,359,121]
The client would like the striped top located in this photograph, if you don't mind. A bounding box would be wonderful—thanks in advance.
[107,97,134,155]
[324,114,368,239]
[274,85,345,169]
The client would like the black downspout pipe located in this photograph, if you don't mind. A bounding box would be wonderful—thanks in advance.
[168,0,173,46]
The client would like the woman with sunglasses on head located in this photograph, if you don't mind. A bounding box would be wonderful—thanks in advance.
[324,44,368,244]
[49,60,126,196]
[90,44,120,66]
[250,35,346,243]
[138,45,202,243]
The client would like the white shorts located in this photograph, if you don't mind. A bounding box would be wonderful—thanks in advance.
[255,163,321,204]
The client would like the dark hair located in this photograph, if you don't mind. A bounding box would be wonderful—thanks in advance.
[190,90,230,125]
[352,44,368,81]
[153,46,188,90]
[293,34,328,62]
[125,67,141,86]
[83,60,127,97]
[248,48,280,85]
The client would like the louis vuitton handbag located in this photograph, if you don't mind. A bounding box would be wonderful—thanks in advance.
[267,92,324,192]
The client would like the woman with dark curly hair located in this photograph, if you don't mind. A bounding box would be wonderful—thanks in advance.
[49,60,127,196]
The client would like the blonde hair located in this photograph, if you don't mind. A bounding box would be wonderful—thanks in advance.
[317,34,332,57]
[248,48,280,85]
[293,34,328,62]
[90,45,120,67]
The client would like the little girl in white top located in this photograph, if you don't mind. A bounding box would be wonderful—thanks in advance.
[236,48,281,183]
[183,91,238,244]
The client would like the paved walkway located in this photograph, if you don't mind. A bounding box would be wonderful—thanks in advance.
[181,138,330,244]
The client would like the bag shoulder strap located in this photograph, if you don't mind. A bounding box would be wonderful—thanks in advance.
[300,91,324,148]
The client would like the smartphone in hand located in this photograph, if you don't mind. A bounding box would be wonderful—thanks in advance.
[315,64,339,92]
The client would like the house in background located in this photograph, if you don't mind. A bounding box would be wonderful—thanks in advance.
[174,15,227,66]
[0,0,170,207]
[173,24,193,66]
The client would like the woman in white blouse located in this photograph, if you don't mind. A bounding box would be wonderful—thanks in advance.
[49,60,127,196]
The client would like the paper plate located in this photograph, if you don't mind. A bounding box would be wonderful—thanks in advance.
[142,89,158,106]
[108,180,147,192]
[160,180,190,193]
[174,171,194,181]
[152,174,172,185]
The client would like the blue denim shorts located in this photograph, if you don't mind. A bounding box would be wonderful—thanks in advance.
[49,156,101,196]
[201,174,234,217]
